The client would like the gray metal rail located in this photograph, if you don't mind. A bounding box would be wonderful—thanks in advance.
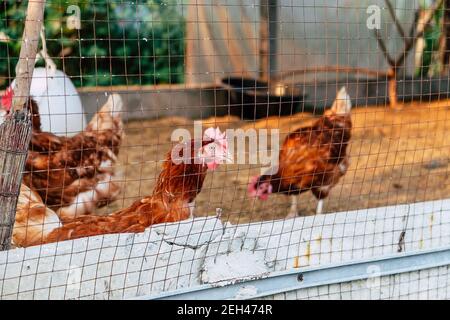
[136,246,450,300]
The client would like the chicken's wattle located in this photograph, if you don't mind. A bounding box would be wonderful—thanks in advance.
[207,162,219,170]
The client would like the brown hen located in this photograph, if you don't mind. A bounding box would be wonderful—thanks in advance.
[248,87,352,217]
[41,127,229,244]
[21,94,124,222]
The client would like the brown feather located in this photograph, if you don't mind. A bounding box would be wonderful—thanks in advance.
[255,91,352,202]
[13,184,61,247]
[22,95,123,221]
[42,139,212,244]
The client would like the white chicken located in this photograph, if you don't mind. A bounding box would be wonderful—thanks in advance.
[2,67,87,136]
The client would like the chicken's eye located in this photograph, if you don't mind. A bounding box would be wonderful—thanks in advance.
[206,144,216,153]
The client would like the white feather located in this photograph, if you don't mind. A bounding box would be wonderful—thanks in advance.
[10,67,86,136]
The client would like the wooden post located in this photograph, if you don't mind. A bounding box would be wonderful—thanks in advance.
[0,0,46,251]
[259,0,278,82]
[387,68,399,110]
[268,0,278,78]
[13,0,46,111]
[259,0,269,82]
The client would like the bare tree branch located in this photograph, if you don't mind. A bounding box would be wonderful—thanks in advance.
[274,66,390,82]
[409,9,419,38]
[373,29,395,66]
[385,0,406,38]
[372,0,444,69]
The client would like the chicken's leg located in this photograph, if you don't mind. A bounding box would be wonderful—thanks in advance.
[286,196,298,218]
[316,199,324,215]
[188,201,195,219]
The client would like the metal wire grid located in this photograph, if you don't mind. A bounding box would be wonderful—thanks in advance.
[0,0,449,300]
[1,200,449,299]
[259,266,450,300]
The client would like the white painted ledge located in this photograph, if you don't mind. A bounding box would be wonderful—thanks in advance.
[1,199,450,300]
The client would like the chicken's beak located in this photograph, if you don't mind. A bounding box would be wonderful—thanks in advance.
[210,141,233,164]
[221,151,233,164]
[205,149,233,170]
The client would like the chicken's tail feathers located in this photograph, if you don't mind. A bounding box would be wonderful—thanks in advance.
[88,93,124,131]
[13,184,62,247]
[331,86,352,115]
[99,93,123,117]
[55,168,123,222]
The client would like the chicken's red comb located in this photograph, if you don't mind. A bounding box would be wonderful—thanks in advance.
[1,86,13,111]
[204,127,227,150]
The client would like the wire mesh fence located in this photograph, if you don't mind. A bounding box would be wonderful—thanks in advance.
[0,0,450,300]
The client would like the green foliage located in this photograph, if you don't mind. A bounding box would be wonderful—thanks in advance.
[0,0,185,88]
[416,2,444,77]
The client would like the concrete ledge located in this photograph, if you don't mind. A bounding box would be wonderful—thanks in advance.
[4,76,450,123]
[1,198,449,300]
[78,76,450,122]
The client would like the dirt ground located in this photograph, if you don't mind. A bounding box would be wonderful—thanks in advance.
[101,99,450,224]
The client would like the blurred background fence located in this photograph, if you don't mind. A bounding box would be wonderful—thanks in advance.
[1,0,450,300]
[1,1,446,86]
[2,1,449,113]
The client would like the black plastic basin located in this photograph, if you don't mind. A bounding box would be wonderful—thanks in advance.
[221,77,305,119]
